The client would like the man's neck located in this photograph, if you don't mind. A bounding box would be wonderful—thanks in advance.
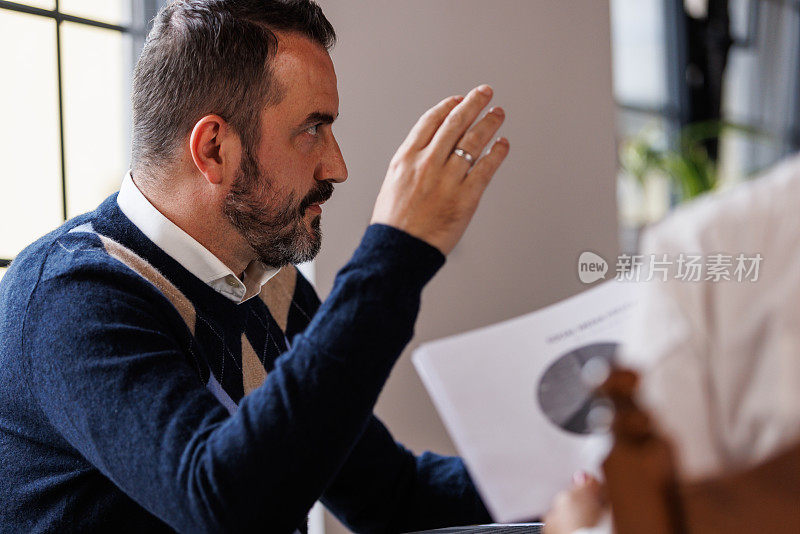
[131,173,255,276]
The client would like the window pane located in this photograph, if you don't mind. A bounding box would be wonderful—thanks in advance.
[61,22,130,218]
[722,0,800,176]
[0,10,63,260]
[610,0,668,107]
[617,108,669,148]
[60,0,131,26]
[8,1,56,9]
[616,107,672,252]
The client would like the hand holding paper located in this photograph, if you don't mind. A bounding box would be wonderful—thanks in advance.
[413,281,638,521]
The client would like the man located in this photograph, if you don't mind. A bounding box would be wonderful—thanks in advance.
[544,154,800,533]
[0,1,509,532]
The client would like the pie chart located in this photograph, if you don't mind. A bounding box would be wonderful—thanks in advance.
[535,342,618,435]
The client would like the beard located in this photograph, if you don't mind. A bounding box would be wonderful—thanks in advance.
[223,144,334,267]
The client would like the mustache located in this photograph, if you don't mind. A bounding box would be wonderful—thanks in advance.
[299,181,335,212]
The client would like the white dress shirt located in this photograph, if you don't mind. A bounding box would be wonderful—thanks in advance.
[575,154,800,534]
[620,154,800,481]
[117,173,280,303]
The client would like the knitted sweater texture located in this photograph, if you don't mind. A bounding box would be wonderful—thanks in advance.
[0,194,490,533]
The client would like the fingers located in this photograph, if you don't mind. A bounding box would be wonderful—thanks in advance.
[571,471,607,509]
[464,136,510,192]
[573,471,602,491]
[428,85,494,163]
[543,474,608,534]
[446,106,505,173]
[400,95,464,152]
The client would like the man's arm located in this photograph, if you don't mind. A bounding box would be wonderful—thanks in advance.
[322,415,491,533]
[25,224,443,532]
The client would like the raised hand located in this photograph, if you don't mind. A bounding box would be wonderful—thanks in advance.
[370,85,510,255]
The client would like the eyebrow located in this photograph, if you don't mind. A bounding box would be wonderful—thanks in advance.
[297,111,338,130]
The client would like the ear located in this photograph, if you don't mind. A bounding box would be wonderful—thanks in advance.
[188,115,240,185]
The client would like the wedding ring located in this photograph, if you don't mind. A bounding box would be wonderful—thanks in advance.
[453,148,475,164]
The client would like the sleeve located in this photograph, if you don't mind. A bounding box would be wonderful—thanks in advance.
[322,415,492,533]
[22,224,446,533]
[618,224,723,479]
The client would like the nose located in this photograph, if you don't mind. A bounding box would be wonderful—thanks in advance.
[316,133,348,183]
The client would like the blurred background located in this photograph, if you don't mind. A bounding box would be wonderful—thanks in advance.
[1,1,798,532]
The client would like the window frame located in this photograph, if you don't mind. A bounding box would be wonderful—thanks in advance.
[616,0,800,148]
[0,0,160,267]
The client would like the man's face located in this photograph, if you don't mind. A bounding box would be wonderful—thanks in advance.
[224,32,347,268]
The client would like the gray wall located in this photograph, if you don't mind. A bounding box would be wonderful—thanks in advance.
[314,1,619,531]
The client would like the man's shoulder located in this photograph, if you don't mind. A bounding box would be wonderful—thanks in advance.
[10,224,133,286]
[3,193,126,282]
[2,219,173,326]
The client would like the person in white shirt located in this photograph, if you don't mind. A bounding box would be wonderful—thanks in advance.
[544,153,800,533]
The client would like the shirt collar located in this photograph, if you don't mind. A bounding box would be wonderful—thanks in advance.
[117,172,280,303]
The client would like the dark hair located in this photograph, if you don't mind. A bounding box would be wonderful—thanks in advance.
[131,0,335,174]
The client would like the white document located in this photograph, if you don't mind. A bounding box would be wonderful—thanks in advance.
[413,280,639,522]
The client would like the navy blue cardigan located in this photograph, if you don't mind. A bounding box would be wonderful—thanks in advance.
[0,194,490,533]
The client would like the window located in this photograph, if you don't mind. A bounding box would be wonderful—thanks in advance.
[610,0,800,252]
[610,0,679,250]
[720,0,800,178]
[0,0,160,280]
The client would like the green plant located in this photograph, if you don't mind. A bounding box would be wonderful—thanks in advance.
[620,120,761,202]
